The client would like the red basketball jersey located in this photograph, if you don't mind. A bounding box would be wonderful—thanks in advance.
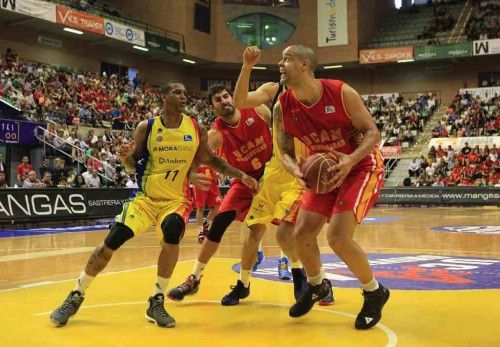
[197,165,218,183]
[212,108,272,180]
[280,79,382,170]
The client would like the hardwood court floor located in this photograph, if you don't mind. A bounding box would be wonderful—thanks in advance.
[0,207,499,347]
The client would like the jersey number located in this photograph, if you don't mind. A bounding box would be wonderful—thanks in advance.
[251,158,262,170]
[164,170,179,181]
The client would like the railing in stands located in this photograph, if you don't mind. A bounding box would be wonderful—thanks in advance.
[36,126,110,183]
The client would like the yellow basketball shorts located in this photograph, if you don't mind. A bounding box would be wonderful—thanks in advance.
[245,160,303,227]
[116,193,192,239]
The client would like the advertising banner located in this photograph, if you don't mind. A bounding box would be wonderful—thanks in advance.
[359,46,413,64]
[380,146,401,159]
[104,19,145,46]
[1,0,56,22]
[317,0,348,47]
[414,42,471,60]
[377,187,500,206]
[0,119,42,145]
[0,188,134,223]
[458,86,500,98]
[473,38,500,56]
[56,5,104,35]
[428,136,500,151]
[145,32,180,54]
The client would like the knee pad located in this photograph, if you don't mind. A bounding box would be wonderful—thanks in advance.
[161,213,185,245]
[207,210,237,243]
[104,222,134,250]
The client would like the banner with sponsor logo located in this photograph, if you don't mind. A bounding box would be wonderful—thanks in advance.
[359,46,413,64]
[458,86,500,98]
[317,0,348,47]
[380,146,401,159]
[1,0,56,22]
[200,78,270,91]
[0,119,42,145]
[428,136,500,151]
[414,42,472,60]
[377,187,500,206]
[362,92,400,101]
[104,19,145,46]
[473,38,500,56]
[145,32,180,54]
[56,5,104,35]
[0,188,134,223]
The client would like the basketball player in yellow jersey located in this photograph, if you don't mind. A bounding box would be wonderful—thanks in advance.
[220,47,334,305]
[50,82,258,328]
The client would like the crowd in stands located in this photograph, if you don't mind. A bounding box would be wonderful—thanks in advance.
[467,0,500,40]
[417,4,456,44]
[49,0,122,18]
[432,92,499,137]
[364,92,438,146]
[406,142,499,186]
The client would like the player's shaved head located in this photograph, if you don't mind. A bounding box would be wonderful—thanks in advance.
[287,45,317,72]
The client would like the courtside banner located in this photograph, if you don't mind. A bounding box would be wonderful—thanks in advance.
[359,46,413,64]
[473,38,500,56]
[317,0,348,47]
[380,146,401,159]
[56,5,104,35]
[104,19,145,46]
[459,86,500,98]
[0,0,56,22]
[378,187,500,206]
[0,188,134,223]
[427,136,500,150]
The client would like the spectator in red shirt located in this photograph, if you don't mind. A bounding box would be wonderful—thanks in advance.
[16,156,33,181]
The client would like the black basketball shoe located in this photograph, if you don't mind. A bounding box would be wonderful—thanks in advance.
[167,274,201,301]
[50,290,84,327]
[355,284,390,330]
[221,280,250,306]
[145,293,176,328]
[289,278,332,318]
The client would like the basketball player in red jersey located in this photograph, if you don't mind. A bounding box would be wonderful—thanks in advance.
[168,84,273,300]
[193,165,221,242]
[275,45,389,330]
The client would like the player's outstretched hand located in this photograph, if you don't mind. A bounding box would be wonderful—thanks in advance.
[326,150,354,189]
[240,173,259,193]
[243,46,261,68]
[189,172,212,191]
[118,140,135,159]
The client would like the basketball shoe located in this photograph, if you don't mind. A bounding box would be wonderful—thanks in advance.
[278,257,292,280]
[145,293,176,327]
[252,250,265,271]
[221,280,250,306]
[167,274,201,301]
[355,284,390,330]
[289,279,332,318]
[50,290,84,326]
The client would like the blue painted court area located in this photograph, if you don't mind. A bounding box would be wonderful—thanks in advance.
[0,220,114,238]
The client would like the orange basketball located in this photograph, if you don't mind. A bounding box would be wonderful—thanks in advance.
[300,153,338,194]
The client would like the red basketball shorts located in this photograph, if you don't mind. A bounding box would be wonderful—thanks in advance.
[301,166,384,223]
[218,179,254,222]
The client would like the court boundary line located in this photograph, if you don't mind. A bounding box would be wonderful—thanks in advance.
[32,299,398,347]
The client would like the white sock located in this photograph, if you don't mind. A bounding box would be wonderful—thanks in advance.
[362,277,379,292]
[192,261,206,280]
[307,271,325,286]
[239,269,252,288]
[291,260,302,269]
[280,250,286,258]
[153,276,170,296]
[74,270,94,294]
[258,241,263,252]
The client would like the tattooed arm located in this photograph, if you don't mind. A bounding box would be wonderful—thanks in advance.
[274,101,305,184]
[194,125,258,191]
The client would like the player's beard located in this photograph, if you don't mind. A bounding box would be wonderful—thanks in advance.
[220,104,235,117]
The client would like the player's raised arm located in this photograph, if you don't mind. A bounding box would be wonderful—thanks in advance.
[274,101,305,185]
[195,125,258,191]
[327,84,382,188]
[234,46,278,108]
[118,120,147,173]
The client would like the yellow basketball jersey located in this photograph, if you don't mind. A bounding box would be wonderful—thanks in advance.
[137,115,200,201]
